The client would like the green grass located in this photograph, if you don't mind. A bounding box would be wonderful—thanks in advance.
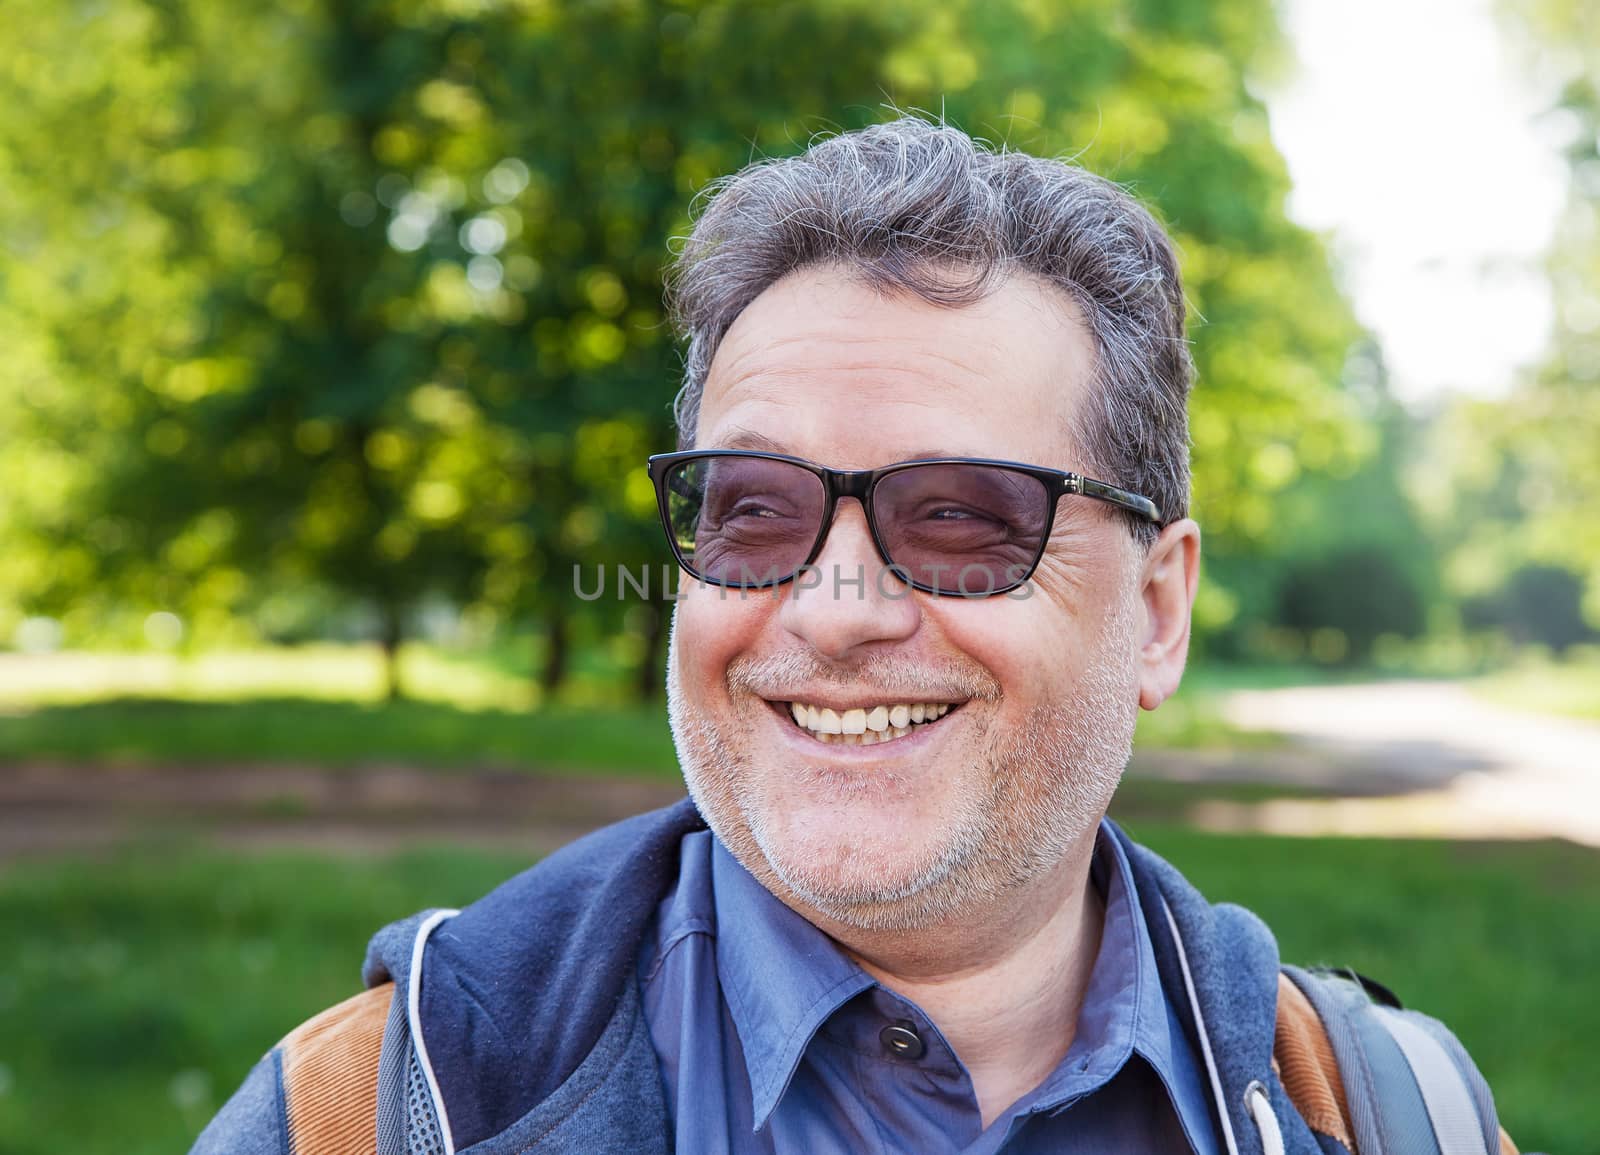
[0,696,681,775]
[1471,651,1600,721]
[1,833,1593,1154]
[0,844,531,1153]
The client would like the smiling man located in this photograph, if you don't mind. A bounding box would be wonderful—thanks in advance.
[195,119,1516,1155]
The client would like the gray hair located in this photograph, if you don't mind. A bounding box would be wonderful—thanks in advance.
[665,116,1193,540]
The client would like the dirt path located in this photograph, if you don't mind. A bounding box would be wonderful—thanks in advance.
[1198,681,1600,845]
[0,763,687,860]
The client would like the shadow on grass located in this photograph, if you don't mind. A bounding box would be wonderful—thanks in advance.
[0,696,681,777]
[1108,776,1342,824]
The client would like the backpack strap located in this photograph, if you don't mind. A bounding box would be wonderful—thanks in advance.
[277,984,389,1154]
[1274,971,1357,1149]
[1276,966,1520,1155]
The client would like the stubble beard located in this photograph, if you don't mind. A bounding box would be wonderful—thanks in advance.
[665,602,1139,933]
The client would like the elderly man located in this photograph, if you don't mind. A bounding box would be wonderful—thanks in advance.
[196,119,1515,1155]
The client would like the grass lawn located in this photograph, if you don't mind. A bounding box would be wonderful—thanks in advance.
[2,831,1594,1154]
[0,647,1291,772]
[0,696,684,777]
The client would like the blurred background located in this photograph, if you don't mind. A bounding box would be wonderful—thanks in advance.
[1,0,1597,1149]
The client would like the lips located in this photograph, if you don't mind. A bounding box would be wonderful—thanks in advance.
[778,698,960,746]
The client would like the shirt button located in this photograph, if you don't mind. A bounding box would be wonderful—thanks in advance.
[880,1022,926,1060]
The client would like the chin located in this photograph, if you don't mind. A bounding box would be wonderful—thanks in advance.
[684,744,1011,931]
[751,798,977,914]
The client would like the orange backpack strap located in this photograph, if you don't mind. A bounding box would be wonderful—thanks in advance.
[1274,972,1357,1150]
[278,983,391,1154]
[1274,972,1522,1155]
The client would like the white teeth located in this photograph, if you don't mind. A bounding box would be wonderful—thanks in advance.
[787,699,956,740]
[801,723,918,746]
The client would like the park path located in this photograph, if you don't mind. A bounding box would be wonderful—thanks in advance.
[0,764,687,860]
[1187,681,1600,846]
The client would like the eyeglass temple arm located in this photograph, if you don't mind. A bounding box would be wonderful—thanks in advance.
[1066,474,1161,524]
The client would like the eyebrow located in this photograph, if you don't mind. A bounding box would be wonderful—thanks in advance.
[717,428,791,454]
[712,427,964,463]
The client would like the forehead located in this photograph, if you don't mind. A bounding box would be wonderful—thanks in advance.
[697,265,1097,469]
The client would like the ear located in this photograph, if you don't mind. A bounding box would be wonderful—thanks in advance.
[1136,518,1201,711]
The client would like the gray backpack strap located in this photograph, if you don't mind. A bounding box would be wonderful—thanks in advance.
[1282,966,1496,1155]
[375,981,412,1155]
[374,995,453,1155]
[373,912,458,1155]
[1370,1007,1495,1155]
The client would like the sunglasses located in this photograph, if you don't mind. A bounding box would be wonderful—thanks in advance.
[646,450,1161,597]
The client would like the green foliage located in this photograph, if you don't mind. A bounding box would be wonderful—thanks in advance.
[1463,564,1598,650]
[0,0,1369,681]
[1426,0,1600,628]
[1277,548,1426,663]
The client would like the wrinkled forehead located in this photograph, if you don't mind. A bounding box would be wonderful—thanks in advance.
[697,266,1097,471]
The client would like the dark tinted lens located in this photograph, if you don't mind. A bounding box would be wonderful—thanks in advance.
[872,464,1050,594]
[664,456,827,585]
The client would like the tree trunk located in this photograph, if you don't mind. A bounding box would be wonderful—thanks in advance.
[379,599,404,702]
[634,602,667,700]
[540,615,569,696]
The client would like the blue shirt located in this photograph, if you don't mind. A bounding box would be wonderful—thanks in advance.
[637,823,1221,1154]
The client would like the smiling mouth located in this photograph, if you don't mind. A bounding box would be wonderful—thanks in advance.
[769,698,964,746]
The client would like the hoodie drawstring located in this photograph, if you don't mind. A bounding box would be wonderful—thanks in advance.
[1161,899,1286,1155]
[1246,1080,1287,1155]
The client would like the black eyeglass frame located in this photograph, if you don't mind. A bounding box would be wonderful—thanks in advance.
[645,449,1162,597]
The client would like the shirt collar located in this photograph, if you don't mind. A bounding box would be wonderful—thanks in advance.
[1013,824,1218,1153]
[710,838,874,1129]
[710,821,1207,1143]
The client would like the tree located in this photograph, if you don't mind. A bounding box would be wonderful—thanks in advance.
[0,0,1372,693]
[1429,0,1600,628]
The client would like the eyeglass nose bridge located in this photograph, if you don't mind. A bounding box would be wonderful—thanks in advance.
[819,466,876,502]
[807,468,895,570]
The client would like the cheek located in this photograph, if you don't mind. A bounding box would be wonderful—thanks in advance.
[932,565,1126,697]
[930,600,1079,699]
[674,585,773,691]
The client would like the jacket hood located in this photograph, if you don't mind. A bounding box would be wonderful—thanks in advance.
[363,798,708,1150]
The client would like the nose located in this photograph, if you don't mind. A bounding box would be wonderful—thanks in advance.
[777,499,920,659]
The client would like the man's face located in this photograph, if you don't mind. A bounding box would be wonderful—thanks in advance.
[666,265,1147,931]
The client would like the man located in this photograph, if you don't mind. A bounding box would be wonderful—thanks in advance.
[195,118,1516,1154]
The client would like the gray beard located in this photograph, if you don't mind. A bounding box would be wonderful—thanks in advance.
[664,602,1139,932]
